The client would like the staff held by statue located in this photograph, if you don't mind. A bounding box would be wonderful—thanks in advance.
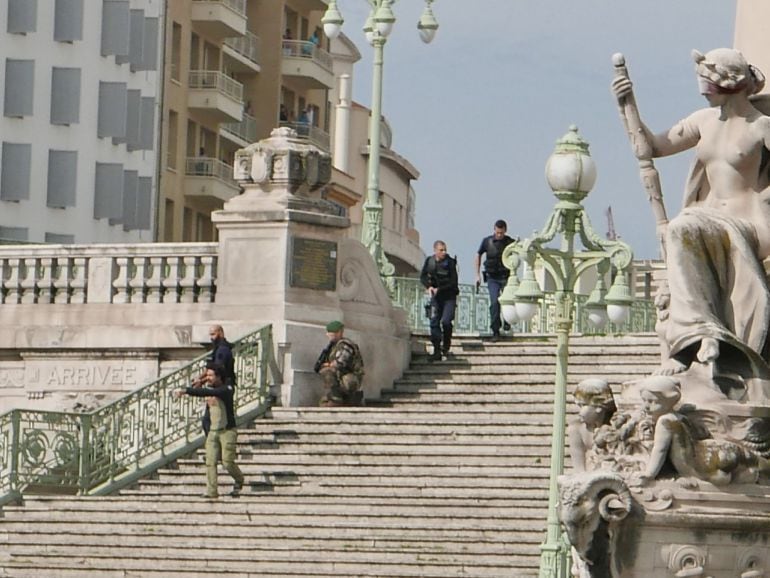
[611,53,669,260]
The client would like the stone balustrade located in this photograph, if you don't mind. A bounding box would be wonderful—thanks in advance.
[0,243,218,305]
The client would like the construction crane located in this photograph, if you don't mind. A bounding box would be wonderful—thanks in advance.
[605,206,618,241]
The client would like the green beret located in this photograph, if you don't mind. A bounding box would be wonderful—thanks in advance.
[325,320,344,332]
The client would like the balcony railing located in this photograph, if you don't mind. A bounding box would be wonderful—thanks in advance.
[279,121,330,152]
[192,0,246,16]
[188,70,243,103]
[224,31,260,67]
[281,40,333,72]
[185,157,236,183]
[221,113,257,144]
[391,276,656,336]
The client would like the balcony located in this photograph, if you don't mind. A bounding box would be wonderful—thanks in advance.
[220,113,257,147]
[185,157,241,207]
[281,41,334,90]
[188,70,243,123]
[191,0,247,39]
[280,121,330,152]
[223,32,261,74]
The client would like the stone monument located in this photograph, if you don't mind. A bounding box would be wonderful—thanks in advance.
[558,49,770,577]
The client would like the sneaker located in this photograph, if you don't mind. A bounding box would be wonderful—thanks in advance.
[201,493,218,499]
[442,348,453,359]
[230,480,244,497]
[490,333,500,343]
[428,350,442,362]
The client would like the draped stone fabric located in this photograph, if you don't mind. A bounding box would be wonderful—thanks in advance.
[665,207,770,369]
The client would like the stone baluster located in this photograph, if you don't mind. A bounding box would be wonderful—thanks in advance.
[5,259,22,304]
[112,257,131,304]
[53,258,72,304]
[19,258,38,304]
[197,256,216,303]
[145,257,163,303]
[128,257,148,303]
[37,258,54,303]
[162,257,181,303]
[179,257,198,304]
[70,257,87,303]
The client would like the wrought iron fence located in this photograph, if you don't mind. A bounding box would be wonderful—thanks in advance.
[0,325,276,506]
[391,276,656,336]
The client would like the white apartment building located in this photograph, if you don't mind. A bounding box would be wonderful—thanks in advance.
[0,0,161,243]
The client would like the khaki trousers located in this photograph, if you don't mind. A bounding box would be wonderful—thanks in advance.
[205,428,244,497]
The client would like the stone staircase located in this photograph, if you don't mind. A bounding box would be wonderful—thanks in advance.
[0,334,661,577]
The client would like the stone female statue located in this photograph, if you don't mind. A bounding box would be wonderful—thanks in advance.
[612,48,770,382]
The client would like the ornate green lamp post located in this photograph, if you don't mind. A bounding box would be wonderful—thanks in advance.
[322,1,439,287]
[501,126,634,577]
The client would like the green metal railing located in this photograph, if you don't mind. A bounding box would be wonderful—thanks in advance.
[0,325,276,507]
[391,276,656,336]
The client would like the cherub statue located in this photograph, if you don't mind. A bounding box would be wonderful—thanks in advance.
[629,376,770,487]
[568,378,617,472]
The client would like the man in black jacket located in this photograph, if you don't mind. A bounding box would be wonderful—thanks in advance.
[420,240,459,361]
[474,220,516,341]
[175,365,245,498]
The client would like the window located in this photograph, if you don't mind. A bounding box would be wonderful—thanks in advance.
[139,97,155,150]
[101,0,129,57]
[45,232,75,244]
[47,150,77,208]
[140,18,159,71]
[117,10,144,68]
[7,0,37,34]
[120,89,140,148]
[54,0,83,42]
[121,170,137,229]
[1,143,31,201]
[94,162,123,220]
[163,199,174,241]
[4,59,34,118]
[171,22,181,81]
[167,110,178,169]
[0,226,28,241]
[136,177,152,230]
[97,82,127,138]
[50,67,81,125]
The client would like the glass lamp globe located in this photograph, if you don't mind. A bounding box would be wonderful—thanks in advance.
[544,125,597,201]
[607,304,631,325]
[515,301,539,323]
[502,304,519,325]
[586,307,608,329]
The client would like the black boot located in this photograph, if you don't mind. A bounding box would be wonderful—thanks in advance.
[441,326,453,357]
[428,342,442,362]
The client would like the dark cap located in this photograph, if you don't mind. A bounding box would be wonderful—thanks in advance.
[325,320,344,332]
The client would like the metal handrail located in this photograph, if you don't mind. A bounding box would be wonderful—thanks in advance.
[391,276,656,336]
[188,70,244,102]
[192,0,246,17]
[185,156,237,185]
[221,113,257,144]
[279,121,330,152]
[0,325,277,507]
[224,31,261,66]
[281,40,333,72]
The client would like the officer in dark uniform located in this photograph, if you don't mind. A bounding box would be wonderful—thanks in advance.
[420,240,460,361]
[474,220,516,341]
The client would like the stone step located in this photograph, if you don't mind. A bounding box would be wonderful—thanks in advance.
[0,557,537,578]
[265,409,565,423]
[0,516,545,542]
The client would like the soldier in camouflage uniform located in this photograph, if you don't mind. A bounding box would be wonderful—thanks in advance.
[314,320,365,407]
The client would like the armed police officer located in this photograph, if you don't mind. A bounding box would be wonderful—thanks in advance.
[314,321,365,407]
[474,220,516,342]
[420,240,460,361]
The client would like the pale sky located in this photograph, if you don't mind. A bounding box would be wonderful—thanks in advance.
[334,0,737,281]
